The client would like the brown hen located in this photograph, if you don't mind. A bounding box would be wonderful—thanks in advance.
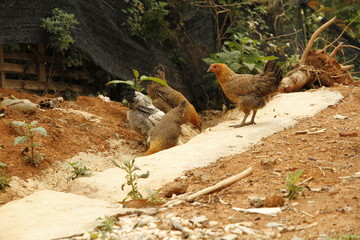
[146,72,202,132]
[207,60,283,127]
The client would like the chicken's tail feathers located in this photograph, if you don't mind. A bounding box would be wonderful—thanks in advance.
[264,60,283,83]
[123,88,136,103]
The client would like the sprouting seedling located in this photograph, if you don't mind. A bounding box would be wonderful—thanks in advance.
[105,69,169,92]
[12,120,47,168]
[95,215,117,232]
[285,169,304,199]
[112,159,149,201]
[65,161,92,181]
[146,189,166,204]
[0,161,9,190]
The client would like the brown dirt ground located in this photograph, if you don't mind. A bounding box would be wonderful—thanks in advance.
[0,84,359,239]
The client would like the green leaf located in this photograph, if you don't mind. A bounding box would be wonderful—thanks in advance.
[0,161,7,168]
[140,77,169,87]
[132,69,140,79]
[11,121,26,127]
[14,136,28,145]
[105,80,134,87]
[136,171,150,179]
[243,62,256,71]
[31,127,48,136]
[112,159,124,169]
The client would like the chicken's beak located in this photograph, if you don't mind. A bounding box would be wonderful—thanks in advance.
[207,66,213,73]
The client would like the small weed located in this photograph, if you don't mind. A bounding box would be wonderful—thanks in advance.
[0,161,9,190]
[285,170,304,199]
[95,215,117,232]
[12,121,47,168]
[0,174,9,190]
[146,189,166,204]
[112,159,149,201]
[65,161,92,181]
[106,69,168,92]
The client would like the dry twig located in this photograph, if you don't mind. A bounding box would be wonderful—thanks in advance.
[186,167,253,202]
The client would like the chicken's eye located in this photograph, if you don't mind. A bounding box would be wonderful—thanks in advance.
[213,65,218,69]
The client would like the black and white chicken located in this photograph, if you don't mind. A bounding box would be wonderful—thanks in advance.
[124,90,165,142]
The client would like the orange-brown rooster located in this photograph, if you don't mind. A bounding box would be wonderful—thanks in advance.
[207,60,283,127]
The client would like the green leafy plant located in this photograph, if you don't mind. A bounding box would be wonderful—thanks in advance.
[92,215,118,238]
[112,159,149,201]
[105,69,168,92]
[146,189,166,204]
[203,33,278,74]
[41,8,79,53]
[65,161,92,181]
[12,121,48,168]
[285,169,304,199]
[123,0,172,44]
[0,161,9,190]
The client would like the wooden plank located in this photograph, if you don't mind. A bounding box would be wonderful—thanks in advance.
[0,45,5,87]
[37,44,46,82]
[4,79,86,93]
[0,62,37,75]
[3,52,36,61]
[51,69,90,79]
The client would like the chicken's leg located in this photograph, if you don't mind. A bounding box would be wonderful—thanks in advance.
[249,110,257,125]
[230,111,250,128]
[230,110,257,128]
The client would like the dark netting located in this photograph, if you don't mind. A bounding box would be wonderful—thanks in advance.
[0,0,216,102]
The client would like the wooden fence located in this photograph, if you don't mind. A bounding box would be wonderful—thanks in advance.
[0,44,89,93]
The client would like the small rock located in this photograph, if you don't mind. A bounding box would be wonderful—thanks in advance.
[333,114,348,119]
[215,234,239,240]
[171,218,184,231]
[189,215,208,227]
[266,222,285,228]
[336,206,354,213]
[261,158,277,166]
[200,173,213,182]
[265,195,285,207]
[291,235,304,240]
[161,182,188,198]
[248,196,265,207]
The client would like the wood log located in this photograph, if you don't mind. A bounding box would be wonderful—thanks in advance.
[279,67,312,92]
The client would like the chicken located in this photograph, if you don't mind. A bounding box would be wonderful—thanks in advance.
[124,90,165,140]
[147,82,202,132]
[207,60,283,127]
[145,101,186,155]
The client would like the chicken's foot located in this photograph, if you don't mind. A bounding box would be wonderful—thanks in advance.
[229,110,257,128]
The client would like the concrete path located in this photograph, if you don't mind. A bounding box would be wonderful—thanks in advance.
[0,89,343,240]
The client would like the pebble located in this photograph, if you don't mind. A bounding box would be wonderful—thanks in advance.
[67,210,334,240]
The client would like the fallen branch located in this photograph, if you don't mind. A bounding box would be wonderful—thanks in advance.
[321,15,360,53]
[299,17,336,65]
[186,167,253,202]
